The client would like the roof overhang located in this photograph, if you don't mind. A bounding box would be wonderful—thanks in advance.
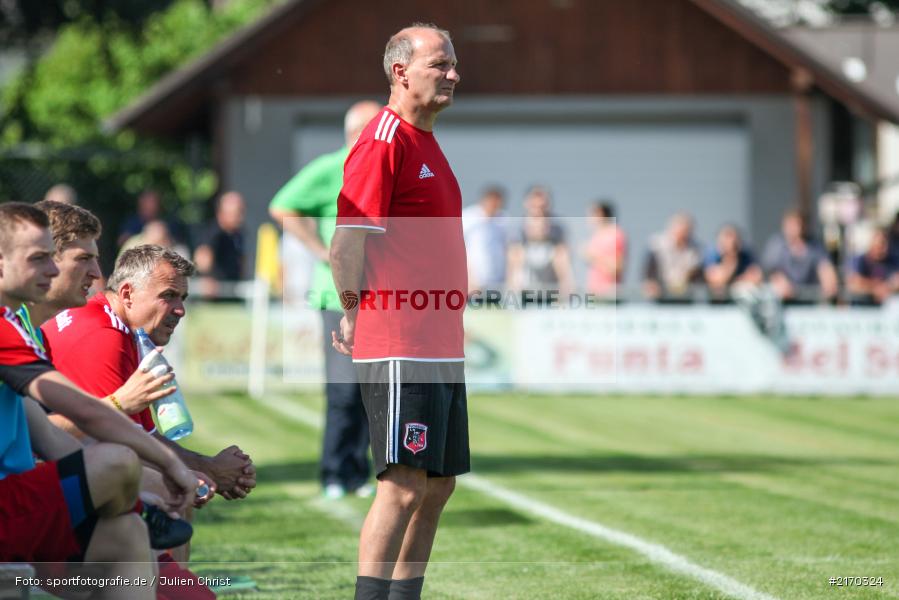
[107,0,899,137]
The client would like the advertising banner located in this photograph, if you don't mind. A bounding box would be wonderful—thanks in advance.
[178,303,899,396]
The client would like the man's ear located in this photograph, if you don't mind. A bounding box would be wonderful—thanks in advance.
[393,63,408,86]
[120,282,133,308]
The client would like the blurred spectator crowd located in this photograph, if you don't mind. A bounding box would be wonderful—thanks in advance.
[462,184,899,307]
[41,180,899,307]
[45,185,249,301]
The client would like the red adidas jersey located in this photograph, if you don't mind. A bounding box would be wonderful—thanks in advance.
[42,293,155,433]
[336,108,467,361]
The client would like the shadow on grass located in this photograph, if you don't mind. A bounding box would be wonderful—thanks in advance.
[255,460,319,483]
[440,508,532,527]
[470,453,896,475]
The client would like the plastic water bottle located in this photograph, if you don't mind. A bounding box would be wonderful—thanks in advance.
[134,328,194,440]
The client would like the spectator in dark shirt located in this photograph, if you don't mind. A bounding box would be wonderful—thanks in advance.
[117,189,189,250]
[847,228,899,305]
[195,191,246,297]
[643,213,703,302]
[761,209,838,303]
[704,224,762,302]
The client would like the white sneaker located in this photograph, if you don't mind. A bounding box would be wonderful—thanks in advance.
[354,483,375,498]
[323,483,346,499]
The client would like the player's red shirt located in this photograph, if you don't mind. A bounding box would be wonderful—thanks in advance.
[42,293,155,433]
[0,307,50,367]
[337,107,467,361]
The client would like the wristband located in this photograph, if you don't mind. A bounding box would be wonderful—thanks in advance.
[107,394,124,412]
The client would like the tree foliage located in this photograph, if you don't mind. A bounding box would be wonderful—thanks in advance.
[0,0,277,264]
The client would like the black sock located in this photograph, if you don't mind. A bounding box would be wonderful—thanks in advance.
[388,577,425,600]
[355,576,391,600]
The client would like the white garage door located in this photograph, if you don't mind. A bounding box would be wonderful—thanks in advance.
[294,119,749,289]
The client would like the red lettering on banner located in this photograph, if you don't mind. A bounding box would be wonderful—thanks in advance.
[783,340,849,375]
[681,349,703,372]
[553,342,705,375]
[589,349,615,372]
[865,345,889,376]
[623,349,649,371]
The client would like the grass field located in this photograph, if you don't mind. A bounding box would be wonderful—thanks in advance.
[180,390,899,599]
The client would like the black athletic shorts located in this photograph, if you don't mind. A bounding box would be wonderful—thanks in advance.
[356,360,470,478]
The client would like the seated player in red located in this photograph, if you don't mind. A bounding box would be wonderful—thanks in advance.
[0,201,198,598]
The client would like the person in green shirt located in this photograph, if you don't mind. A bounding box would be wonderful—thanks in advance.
[270,100,381,499]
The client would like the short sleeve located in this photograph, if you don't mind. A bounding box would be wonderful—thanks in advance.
[270,151,343,216]
[0,361,54,395]
[336,139,399,231]
[0,311,48,366]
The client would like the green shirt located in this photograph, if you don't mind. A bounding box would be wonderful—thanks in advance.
[270,147,348,312]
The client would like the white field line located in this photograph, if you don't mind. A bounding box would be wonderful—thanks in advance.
[460,474,779,600]
[262,395,779,600]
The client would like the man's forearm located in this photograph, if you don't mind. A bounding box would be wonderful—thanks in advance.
[277,211,329,260]
[25,397,82,461]
[47,413,88,439]
[28,370,182,473]
[155,432,209,472]
[330,227,370,314]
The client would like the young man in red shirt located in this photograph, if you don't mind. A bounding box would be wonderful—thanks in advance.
[0,202,197,598]
[330,24,468,600]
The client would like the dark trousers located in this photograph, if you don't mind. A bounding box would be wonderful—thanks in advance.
[320,310,371,489]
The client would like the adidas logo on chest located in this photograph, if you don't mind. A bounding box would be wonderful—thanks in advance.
[418,163,435,179]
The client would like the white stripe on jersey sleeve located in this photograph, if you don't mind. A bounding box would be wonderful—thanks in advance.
[385,119,401,144]
[378,115,395,141]
[373,112,390,140]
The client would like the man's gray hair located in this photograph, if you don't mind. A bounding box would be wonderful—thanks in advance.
[383,23,451,85]
[107,244,196,292]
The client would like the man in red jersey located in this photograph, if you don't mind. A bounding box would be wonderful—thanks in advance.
[44,246,256,513]
[330,23,468,600]
[0,202,197,598]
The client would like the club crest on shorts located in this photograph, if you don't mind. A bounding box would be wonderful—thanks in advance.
[403,422,428,454]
